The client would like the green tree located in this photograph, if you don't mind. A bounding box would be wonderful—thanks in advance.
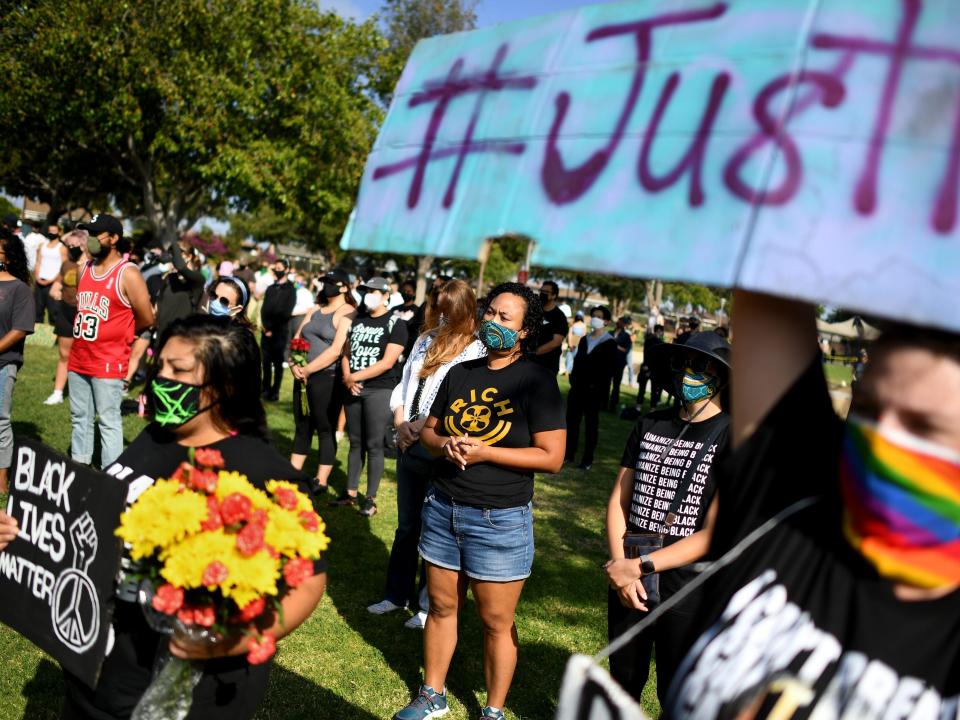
[0,0,384,245]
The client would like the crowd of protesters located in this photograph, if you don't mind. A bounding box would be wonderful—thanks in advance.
[1,211,952,720]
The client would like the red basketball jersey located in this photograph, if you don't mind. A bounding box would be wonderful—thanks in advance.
[68,259,136,379]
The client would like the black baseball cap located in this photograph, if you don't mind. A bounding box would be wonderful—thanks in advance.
[1,213,18,229]
[320,268,351,287]
[360,276,391,292]
[78,214,123,239]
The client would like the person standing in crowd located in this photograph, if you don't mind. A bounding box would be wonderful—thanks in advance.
[393,283,565,720]
[565,306,617,471]
[391,278,425,361]
[531,280,568,373]
[33,222,66,324]
[260,259,295,402]
[43,229,86,405]
[290,269,356,492]
[335,276,408,516]
[61,315,326,720]
[0,229,35,494]
[609,315,635,411]
[637,323,666,410]
[663,292,960,718]
[369,279,485,629]
[154,237,207,339]
[675,315,699,345]
[20,220,45,275]
[204,275,252,324]
[604,331,731,705]
[564,310,586,375]
[68,214,154,469]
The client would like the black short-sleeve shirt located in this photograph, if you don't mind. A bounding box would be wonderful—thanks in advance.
[532,306,569,373]
[429,357,565,508]
[666,361,960,718]
[620,409,729,595]
[347,313,408,389]
[0,279,35,368]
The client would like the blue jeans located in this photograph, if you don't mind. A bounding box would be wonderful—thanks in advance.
[383,442,434,608]
[68,371,124,468]
[0,364,18,469]
[419,491,534,582]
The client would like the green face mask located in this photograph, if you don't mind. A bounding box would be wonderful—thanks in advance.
[150,377,211,427]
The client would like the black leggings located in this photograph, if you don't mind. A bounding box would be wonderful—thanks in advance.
[292,371,343,464]
[344,386,393,497]
[565,382,603,465]
[261,327,287,396]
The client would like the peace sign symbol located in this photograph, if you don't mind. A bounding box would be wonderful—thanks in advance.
[51,569,100,654]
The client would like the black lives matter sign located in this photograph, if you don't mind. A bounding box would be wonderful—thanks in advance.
[0,439,126,687]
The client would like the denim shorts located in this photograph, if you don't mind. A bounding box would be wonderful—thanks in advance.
[419,491,534,582]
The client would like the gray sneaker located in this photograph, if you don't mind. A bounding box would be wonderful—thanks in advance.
[480,707,505,720]
[393,685,449,720]
[360,497,378,517]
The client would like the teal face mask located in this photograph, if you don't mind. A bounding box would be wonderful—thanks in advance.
[676,369,719,404]
[151,377,210,426]
[479,319,519,351]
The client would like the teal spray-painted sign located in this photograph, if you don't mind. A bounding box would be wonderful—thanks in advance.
[342,0,960,331]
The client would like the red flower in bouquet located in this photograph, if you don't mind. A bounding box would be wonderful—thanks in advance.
[299,510,319,532]
[289,337,311,414]
[200,496,222,531]
[247,632,277,665]
[189,468,218,494]
[232,597,266,624]
[171,462,195,487]
[192,604,217,628]
[273,486,298,511]
[237,522,265,556]
[194,448,225,469]
[283,557,314,588]
[220,493,253,525]
[152,584,185,615]
[202,561,229,587]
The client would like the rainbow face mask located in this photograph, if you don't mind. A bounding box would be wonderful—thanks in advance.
[839,415,960,588]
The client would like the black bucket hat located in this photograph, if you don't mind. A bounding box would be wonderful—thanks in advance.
[647,331,731,398]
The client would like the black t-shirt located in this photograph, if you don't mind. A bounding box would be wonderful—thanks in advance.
[620,409,729,596]
[666,361,960,718]
[615,329,633,367]
[347,313,408,389]
[107,424,327,603]
[429,357,565,508]
[0,279,34,368]
[533,306,569,373]
[392,302,425,359]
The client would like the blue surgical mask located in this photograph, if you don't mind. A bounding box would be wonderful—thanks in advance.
[479,319,519,351]
[207,300,233,317]
[677,369,719,404]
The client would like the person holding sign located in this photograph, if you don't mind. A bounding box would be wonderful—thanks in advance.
[393,283,565,720]
[0,228,35,495]
[604,332,731,705]
[60,315,327,720]
[660,293,960,717]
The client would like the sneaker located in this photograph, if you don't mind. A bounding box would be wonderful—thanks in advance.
[367,598,405,615]
[404,610,428,630]
[43,391,63,406]
[329,492,357,507]
[393,685,449,720]
[479,707,505,720]
[360,497,378,517]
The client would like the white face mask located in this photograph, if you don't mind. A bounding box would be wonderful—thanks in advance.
[363,292,384,310]
[590,317,606,330]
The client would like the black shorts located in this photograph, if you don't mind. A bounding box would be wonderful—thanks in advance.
[53,301,77,338]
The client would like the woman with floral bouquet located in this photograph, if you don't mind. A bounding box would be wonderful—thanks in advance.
[289,268,356,492]
[60,315,328,720]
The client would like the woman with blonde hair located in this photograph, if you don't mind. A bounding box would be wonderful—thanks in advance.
[367,279,485,628]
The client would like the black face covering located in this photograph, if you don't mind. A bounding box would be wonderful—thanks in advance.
[320,281,341,298]
[539,291,551,305]
[68,246,83,262]
[400,291,416,303]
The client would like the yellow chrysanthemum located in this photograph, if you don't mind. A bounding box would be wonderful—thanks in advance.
[266,480,314,513]
[215,471,273,510]
[159,528,237,589]
[116,479,207,559]
[222,547,282,607]
[264,505,330,559]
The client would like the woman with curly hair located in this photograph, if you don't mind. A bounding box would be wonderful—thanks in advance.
[392,282,566,720]
[0,228,35,494]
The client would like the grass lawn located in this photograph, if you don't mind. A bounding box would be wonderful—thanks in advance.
[0,341,659,720]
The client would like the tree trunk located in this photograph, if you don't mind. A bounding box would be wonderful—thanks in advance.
[414,255,434,304]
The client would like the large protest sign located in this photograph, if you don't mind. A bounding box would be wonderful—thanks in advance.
[0,439,126,687]
[342,0,960,332]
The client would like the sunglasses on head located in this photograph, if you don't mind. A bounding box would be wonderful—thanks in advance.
[669,354,713,373]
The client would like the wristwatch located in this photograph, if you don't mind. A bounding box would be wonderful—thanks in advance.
[639,555,656,576]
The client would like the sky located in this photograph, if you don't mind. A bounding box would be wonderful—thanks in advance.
[321,0,613,27]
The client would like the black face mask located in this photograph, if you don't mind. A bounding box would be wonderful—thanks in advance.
[273,269,286,280]
[46,231,60,240]
[320,281,341,298]
[400,291,415,303]
[539,291,551,305]
[68,246,83,262]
